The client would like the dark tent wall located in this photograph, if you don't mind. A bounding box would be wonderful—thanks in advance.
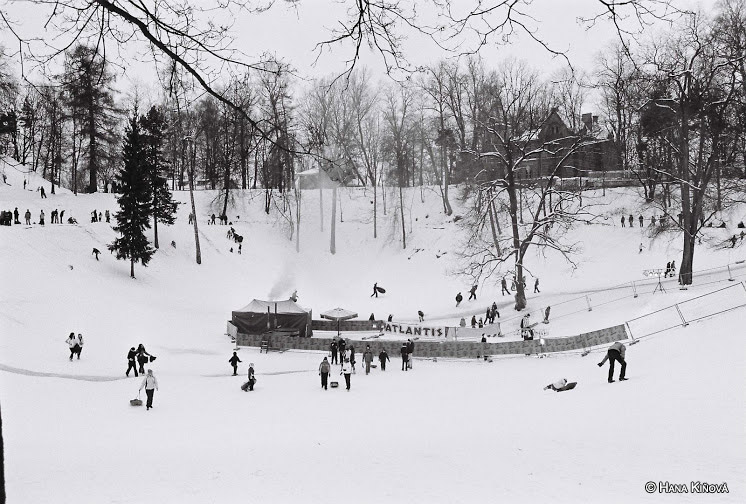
[231,299,312,337]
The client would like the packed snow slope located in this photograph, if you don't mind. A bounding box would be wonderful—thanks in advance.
[1,158,745,503]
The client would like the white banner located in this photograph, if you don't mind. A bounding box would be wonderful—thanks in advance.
[382,322,449,338]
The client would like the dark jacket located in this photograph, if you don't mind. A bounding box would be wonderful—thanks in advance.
[407,341,414,354]
[229,354,242,366]
[363,350,373,364]
[400,345,409,358]
[127,349,137,362]
[379,351,390,362]
[330,341,338,353]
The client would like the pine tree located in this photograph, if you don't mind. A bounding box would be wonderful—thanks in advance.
[141,106,178,249]
[108,111,154,278]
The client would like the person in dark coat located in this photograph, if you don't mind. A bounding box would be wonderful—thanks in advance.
[319,357,331,390]
[338,339,346,366]
[471,315,477,328]
[371,282,379,297]
[401,343,409,371]
[418,310,424,322]
[24,209,31,225]
[369,313,376,321]
[136,344,151,374]
[228,351,242,376]
[628,214,633,227]
[406,339,414,369]
[349,345,356,373]
[92,248,101,260]
[362,345,374,374]
[39,210,44,226]
[126,347,138,377]
[620,215,625,227]
[638,215,644,227]
[455,292,463,306]
[13,207,19,224]
[379,348,390,371]
[468,284,477,300]
[501,277,510,295]
[330,339,339,365]
[387,314,393,322]
[485,308,491,324]
[598,342,628,383]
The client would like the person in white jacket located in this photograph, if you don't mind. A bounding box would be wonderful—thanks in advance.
[598,342,627,383]
[65,333,78,361]
[340,358,352,391]
[139,369,159,410]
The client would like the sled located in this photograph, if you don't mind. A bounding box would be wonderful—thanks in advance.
[330,381,339,388]
[130,392,143,406]
[241,377,256,391]
[376,286,386,294]
[554,382,577,392]
[149,355,157,362]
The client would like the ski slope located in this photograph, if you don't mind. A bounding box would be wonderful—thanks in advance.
[1,157,745,503]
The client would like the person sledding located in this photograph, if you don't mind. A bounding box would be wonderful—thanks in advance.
[544,378,577,392]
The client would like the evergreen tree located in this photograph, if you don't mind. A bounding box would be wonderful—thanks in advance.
[108,111,154,278]
[141,106,178,249]
[61,44,119,193]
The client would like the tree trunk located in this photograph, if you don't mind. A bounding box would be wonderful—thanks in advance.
[189,148,202,265]
[487,192,501,256]
[507,166,526,310]
[130,258,135,279]
[399,183,406,249]
[330,185,337,254]
[373,179,378,239]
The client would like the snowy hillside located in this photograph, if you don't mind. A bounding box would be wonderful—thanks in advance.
[1,156,745,503]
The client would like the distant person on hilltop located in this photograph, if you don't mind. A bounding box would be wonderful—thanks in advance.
[455,292,463,306]
[534,278,540,293]
[39,186,46,198]
[628,215,633,227]
[468,284,478,300]
[598,342,628,383]
[501,277,510,296]
[639,215,644,227]
[105,210,110,223]
[620,215,625,227]
[24,209,31,225]
[92,248,101,260]
[418,310,424,322]
[39,210,44,226]
[13,207,19,224]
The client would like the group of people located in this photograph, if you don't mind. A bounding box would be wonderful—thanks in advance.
[90,209,110,223]
[664,260,677,278]
[65,332,84,360]
[126,344,155,377]
[208,213,230,225]
[621,214,666,228]
[227,227,244,254]
[319,338,407,390]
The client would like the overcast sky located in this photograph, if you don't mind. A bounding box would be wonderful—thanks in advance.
[0,0,720,95]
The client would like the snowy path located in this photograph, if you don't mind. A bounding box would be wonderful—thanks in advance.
[0,362,127,381]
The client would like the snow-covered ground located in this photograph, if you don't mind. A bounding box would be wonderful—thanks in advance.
[1,157,745,503]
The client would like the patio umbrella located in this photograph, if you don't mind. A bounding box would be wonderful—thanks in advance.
[320,308,358,336]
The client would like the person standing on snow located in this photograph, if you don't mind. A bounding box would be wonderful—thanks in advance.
[76,333,84,359]
[407,339,415,369]
[400,343,409,371]
[418,310,424,322]
[620,215,625,227]
[338,339,346,366]
[534,278,540,293]
[378,348,390,371]
[229,351,242,376]
[24,209,31,225]
[136,344,151,375]
[455,292,463,306]
[349,345,356,374]
[139,369,159,410]
[39,210,44,226]
[66,332,78,361]
[340,358,352,390]
[245,363,256,391]
[362,345,374,375]
[126,347,138,377]
[330,339,339,365]
[319,357,331,389]
[598,342,628,383]
[628,214,633,227]
[501,277,510,296]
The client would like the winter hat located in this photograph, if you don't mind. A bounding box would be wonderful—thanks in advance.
[250,363,254,367]
[323,357,328,360]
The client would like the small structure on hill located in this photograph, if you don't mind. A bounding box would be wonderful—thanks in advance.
[231,299,313,337]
